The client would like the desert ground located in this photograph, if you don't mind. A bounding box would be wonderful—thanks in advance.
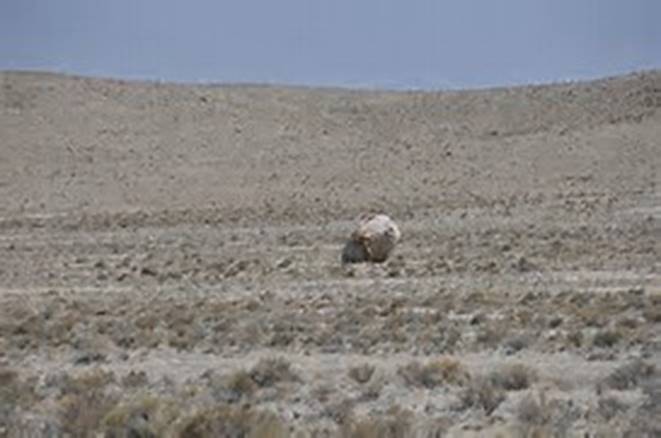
[0,70,660,437]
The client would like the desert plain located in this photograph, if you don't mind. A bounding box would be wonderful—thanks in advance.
[0,70,660,436]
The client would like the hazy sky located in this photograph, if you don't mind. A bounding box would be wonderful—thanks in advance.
[1,0,659,89]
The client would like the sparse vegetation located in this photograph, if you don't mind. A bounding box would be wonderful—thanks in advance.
[516,393,549,426]
[174,406,286,438]
[52,368,119,435]
[341,407,413,438]
[250,357,300,388]
[1,69,660,436]
[58,388,118,436]
[121,370,149,388]
[102,395,179,437]
[458,376,506,415]
[504,334,532,353]
[489,363,538,391]
[398,358,469,388]
[643,305,661,323]
[349,363,376,384]
[597,396,630,421]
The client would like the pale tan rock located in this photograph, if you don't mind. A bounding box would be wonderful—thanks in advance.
[342,214,401,263]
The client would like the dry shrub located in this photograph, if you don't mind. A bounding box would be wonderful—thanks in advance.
[642,305,661,323]
[102,395,180,438]
[341,407,412,438]
[62,368,116,394]
[565,331,583,348]
[250,357,299,388]
[348,364,376,384]
[0,368,18,386]
[504,334,532,353]
[225,370,258,400]
[476,324,508,348]
[58,390,118,436]
[56,368,118,436]
[398,358,469,389]
[121,370,149,388]
[592,330,622,348]
[458,376,506,415]
[0,367,33,406]
[199,369,257,404]
[0,368,38,432]
[324,398,356,425]
[359,375,386,402]
[603,359,656,391]
[489,363,537,391]
[175,406,286,438]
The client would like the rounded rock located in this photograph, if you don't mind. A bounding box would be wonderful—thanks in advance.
[341,214,401,264]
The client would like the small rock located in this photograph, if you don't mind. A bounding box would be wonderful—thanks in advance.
[276,258,293,269]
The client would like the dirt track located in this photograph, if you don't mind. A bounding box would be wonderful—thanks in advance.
[0,70,660,436]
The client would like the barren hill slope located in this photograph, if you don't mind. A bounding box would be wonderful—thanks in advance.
[1,70,659,222]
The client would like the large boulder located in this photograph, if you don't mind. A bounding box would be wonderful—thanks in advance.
[341,214,401,264]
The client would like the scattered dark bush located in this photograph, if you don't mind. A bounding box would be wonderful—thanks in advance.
[489,363,537,391]
[225,370,258,399]
[103,395,179,438]
[121,370,149,388]
[250,357,299,388]
[593,330,622,348]
[504,334,532,353]
[349,364,376,384]
[398,358,469,389]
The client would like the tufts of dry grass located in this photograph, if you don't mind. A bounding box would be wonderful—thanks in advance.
[61,367,116,395]
[0,367,39,432]
[341,406,413,438]
[475,324,509,349]
[57,389,118,436]
[175,406,287,438]
[398,358,470,389]
[457,376,506,415]
[489,363,538,391]
[54,368,119,436]
[642,305,661,323]
[102,395,180,438]
[250,357,300,388]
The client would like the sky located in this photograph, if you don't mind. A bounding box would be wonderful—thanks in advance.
[1,0,659,90]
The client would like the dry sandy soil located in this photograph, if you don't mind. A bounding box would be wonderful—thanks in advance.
[0,70,660,437]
